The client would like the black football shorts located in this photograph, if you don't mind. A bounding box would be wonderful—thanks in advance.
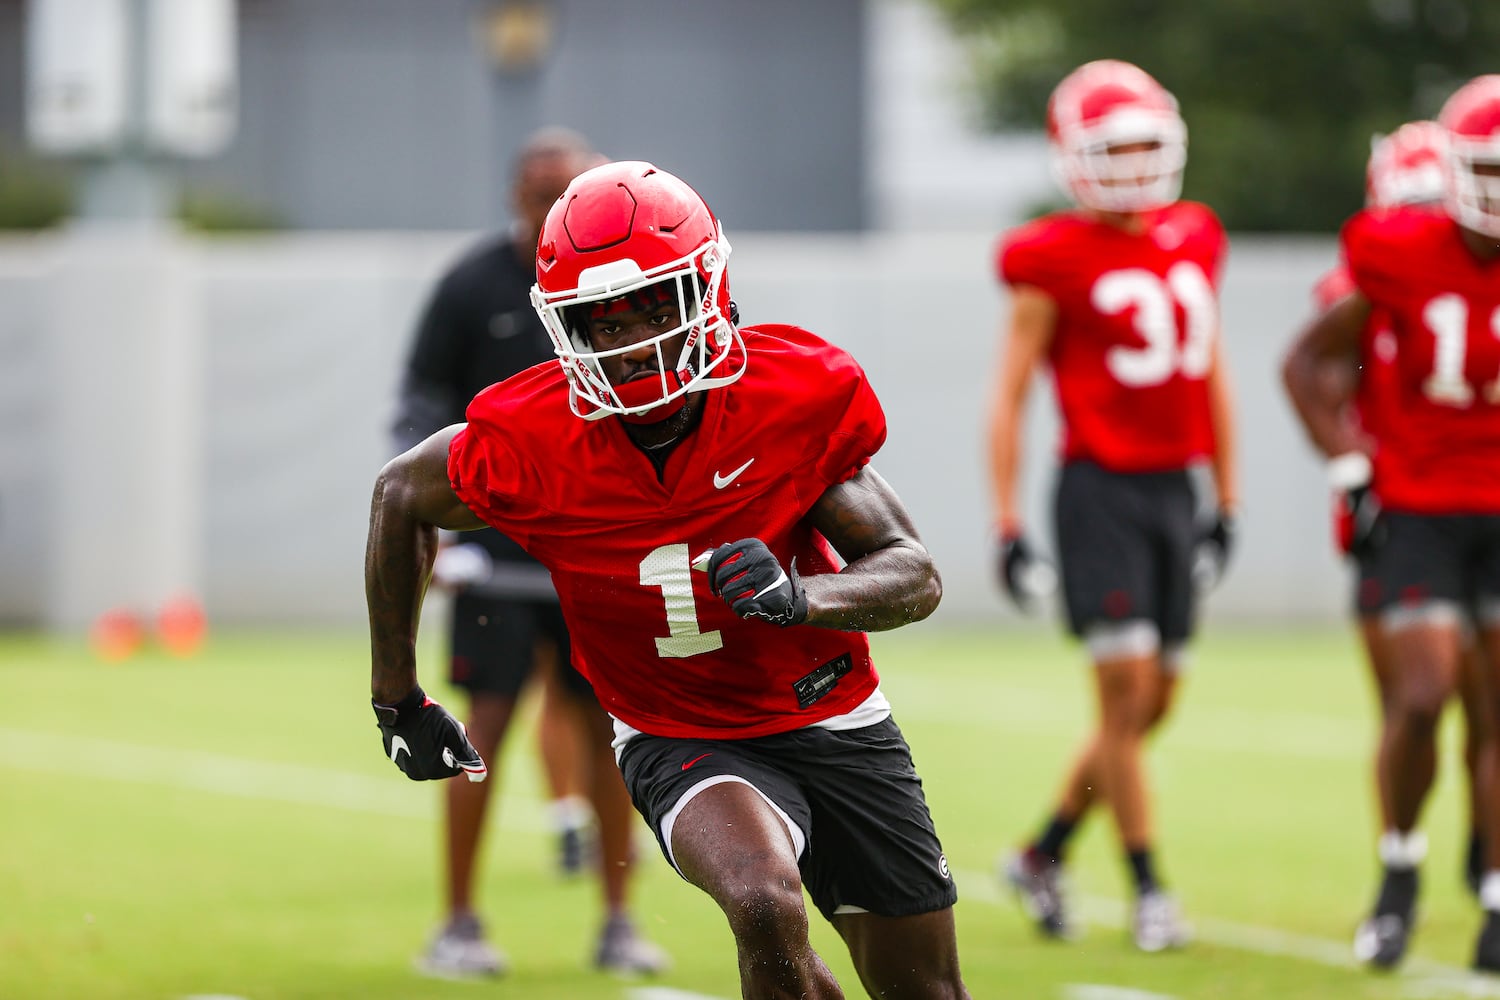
[448,594,594,701]
[1359,512,1500,615]
[1053,459,1198,643]
[618,716,957,922]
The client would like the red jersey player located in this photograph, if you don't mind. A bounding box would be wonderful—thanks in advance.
[1286,120,1494,970]
[1284,77,1500,973]
[365,161,971,999]
[988,59,1239,951]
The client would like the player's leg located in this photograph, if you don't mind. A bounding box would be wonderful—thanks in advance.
[793,718,965,998]
[539,607,668,974]
[533,641,593,876]
[1363,613,1399,838]
[1354,513,1467,969]
[421,592,531,979]
[619,733,842,997]
[1467,525,1500,971]
[1458,631,1492,898]
[1116,467,1202,953]
[833,910,968,1000]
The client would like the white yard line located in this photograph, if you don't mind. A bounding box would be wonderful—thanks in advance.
[1064,985,1178,1000]
[627,988,732,1000]
[0,727,549,831]
[959,867,1500,998]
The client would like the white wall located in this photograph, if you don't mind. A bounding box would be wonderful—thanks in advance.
[0,229,1348,630]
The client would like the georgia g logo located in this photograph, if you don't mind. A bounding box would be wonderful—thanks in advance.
[938,853,951,880]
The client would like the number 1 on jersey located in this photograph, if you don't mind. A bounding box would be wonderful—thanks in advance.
[639,544,724,658]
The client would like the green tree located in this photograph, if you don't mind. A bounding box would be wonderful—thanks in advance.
[926,0,1500,231]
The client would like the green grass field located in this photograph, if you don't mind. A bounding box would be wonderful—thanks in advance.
[1,622,1495,999]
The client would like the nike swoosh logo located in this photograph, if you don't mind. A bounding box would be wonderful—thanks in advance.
[753,570,789,599]
[389,735,410,765]
[713,458,755,489]
[681,752,713,771]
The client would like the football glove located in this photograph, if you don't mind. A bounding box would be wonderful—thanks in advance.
[1335,485,1385,559]
[429,542,493,590]
[705,538,808,626]
[1191,508,1237,592]
[996,531,1058,612]
[372,686,487,782]
[1327,452,1385,559]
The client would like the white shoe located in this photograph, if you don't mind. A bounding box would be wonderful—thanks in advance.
[594,915,670,976]
[415,914,508,979]
[1133,891,1189,952]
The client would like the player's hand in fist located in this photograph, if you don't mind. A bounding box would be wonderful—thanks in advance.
[996,531,1057,613]
[372,686,487,782]
[705,538,808,626]
[1192,508,1237,592]
[1328,452,1385,559]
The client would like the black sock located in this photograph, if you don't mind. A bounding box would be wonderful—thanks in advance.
[1127,848,1159,896]
[1034,813,1078,862]
[1470,829,1485,889]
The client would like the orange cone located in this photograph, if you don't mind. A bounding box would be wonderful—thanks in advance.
[156,595,208,658]
[90,609,145,662]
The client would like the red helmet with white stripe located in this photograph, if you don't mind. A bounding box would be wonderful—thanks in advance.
[1046,60,1187,213]
[1439,75,1500,238]
[1366,121,1446,209]
[531,161,744,421]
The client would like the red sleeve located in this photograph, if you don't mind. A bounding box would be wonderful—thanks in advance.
[1198,204,1229,286]
[997,217,1068,295]
[445,377,554,546]
[1342,209,1399,298]
[812,352,887,486]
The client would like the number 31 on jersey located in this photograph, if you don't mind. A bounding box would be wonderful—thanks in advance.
[1093,262,1217,387]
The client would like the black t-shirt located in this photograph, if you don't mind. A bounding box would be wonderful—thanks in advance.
[394,234,554,564]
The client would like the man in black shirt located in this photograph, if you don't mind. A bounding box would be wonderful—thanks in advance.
[391,127,666,978]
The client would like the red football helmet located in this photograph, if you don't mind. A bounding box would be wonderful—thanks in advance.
[1047,60,1187,213]
[531,161,744,421]
[1366,121,1447,209]
[1440,75,1500,238]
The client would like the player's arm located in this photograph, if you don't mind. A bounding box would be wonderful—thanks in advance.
[1281,291,1371,459]
[366,425,485,704]
[988,285,1057,534]
[1205,333,1240,511]
[703,467,941,633]
[800,466,942,632]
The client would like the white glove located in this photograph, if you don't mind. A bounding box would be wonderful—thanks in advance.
[430,543,493,590]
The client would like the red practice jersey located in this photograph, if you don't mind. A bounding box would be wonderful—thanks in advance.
[448,324,886,740]
[1344,208,1500,514]
[998,202,1227,472]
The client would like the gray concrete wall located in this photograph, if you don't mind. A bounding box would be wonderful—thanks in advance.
[0,0,867,232]
[0,230,1349,630]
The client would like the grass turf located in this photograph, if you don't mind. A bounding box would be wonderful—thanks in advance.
[0,623,1490,999]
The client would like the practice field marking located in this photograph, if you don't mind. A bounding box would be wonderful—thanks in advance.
[1065,985,1178,1000]
[0,727,550,830]
[628,988,732,1000]
[960,867,1500,997]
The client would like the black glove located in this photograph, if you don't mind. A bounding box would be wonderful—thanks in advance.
[372,685,487,782]
[1336,485,1386,560]
[706,538,808,626]
[996,532,1057,612]
[1192,508,1237,592]
[1327,452,1384,560]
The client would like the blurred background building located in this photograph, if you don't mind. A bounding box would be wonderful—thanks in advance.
[0,0,1382,629]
